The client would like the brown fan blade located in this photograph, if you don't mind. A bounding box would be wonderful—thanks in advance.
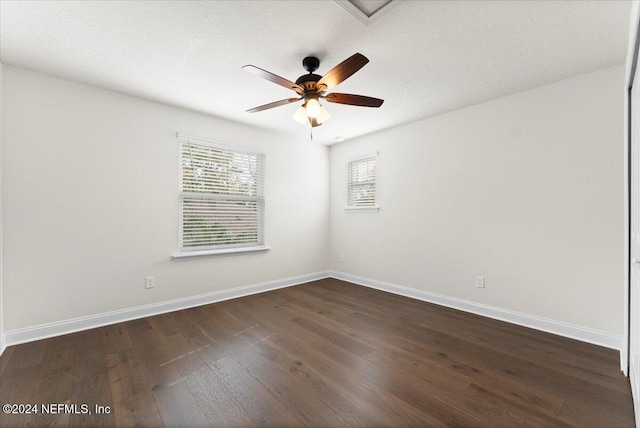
[246,98,301,113]
[323,93,384,107]
[243,65,304,94]
[316,53,369,92]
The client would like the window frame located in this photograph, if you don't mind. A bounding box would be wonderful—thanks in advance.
[345,152,379,212]
[172,134,268,260]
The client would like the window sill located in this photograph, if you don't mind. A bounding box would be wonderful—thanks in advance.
[344,206,380,213]
[172,245,270,261]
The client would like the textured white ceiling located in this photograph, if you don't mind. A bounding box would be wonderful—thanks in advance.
[0,1,632,144]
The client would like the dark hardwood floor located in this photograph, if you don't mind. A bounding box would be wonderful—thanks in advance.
[0,278,634,427]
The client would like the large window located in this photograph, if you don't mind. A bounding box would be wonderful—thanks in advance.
[346,154,378,211]
[176,135,266,258]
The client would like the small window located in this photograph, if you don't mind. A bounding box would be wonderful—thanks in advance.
[175,135,266,258]
[346,155,378,211]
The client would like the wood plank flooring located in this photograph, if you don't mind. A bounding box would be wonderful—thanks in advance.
[0,278,634,427]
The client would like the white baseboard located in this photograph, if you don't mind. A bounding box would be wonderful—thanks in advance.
[328,270,622,350]
[0,332,6,356]
[2,269,622,353]
[621,335,629,374]
[3,271,330,348]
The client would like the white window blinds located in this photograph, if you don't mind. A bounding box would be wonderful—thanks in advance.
[178,136,265,252]
[347,156,377,208]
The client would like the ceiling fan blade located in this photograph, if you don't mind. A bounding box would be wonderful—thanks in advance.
[246,98,301,113]
[323,93,384,107]
[316,53,369,92]
[243,65,304,94]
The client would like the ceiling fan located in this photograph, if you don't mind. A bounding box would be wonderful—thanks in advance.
[243,53,384,128]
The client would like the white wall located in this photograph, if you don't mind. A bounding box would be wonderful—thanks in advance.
[0,62,626,345]
[2,65,329,331]
[330,65,625,335]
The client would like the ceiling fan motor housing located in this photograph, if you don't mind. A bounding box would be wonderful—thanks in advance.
[296,73,322,91]
[297,56,322,92]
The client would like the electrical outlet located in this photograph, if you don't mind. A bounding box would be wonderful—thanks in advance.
[475,276,485,288]
[340,254,345,263]
[145,276,155,289]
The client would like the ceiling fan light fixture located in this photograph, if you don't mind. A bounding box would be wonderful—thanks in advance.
[294,102,330,125]
[293,106,308,124]
[305,98,322,118]
[316,106,330,124]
